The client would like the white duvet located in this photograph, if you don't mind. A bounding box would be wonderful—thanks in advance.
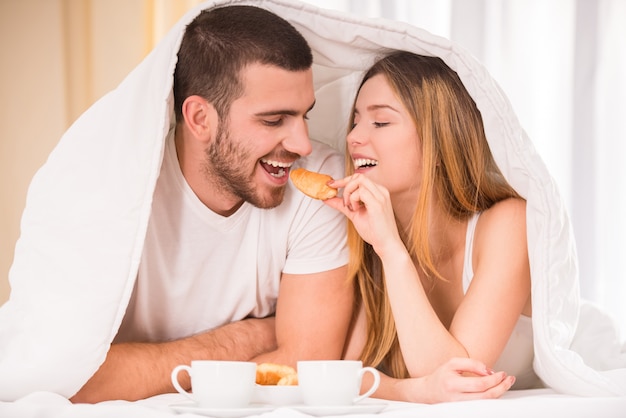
[1,0,625,402]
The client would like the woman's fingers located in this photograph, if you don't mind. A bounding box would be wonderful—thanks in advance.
[455,374,516,400]
[326,174,401,251]
[426,357,515,402]
[445,357,493,376]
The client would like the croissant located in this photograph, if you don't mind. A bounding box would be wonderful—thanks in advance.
[256,362,299,386]
[289,168,337,200]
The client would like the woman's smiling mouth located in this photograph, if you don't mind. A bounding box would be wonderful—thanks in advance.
[353,158,379,169]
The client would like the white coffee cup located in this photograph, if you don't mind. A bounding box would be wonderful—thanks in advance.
[297,360,380,406]
[171,360,256,408]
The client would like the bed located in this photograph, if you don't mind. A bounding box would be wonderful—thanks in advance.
[1,0,625,416]
[1,388,625,417]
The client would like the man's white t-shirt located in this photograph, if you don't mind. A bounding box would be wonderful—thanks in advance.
[115,131,348,343]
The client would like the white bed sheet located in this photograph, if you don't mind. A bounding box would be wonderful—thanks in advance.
[2,389,625,418]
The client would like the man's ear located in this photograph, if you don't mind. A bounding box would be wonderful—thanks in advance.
[181,95,219,142]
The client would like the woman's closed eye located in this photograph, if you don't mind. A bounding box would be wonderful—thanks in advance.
[373,121,390,128]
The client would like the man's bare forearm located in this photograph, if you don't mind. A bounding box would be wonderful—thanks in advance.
[71,317,276,403]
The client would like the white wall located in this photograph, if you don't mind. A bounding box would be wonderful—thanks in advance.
[0,0,151,305]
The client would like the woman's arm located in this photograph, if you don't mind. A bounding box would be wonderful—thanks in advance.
[380,199,531,375]
[326,175,468,375]
[343,316,514,403]
[328,175,530,377]
[448,198,531,367]
[384,198,531,375]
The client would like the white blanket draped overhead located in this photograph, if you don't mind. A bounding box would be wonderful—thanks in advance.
[1,0,624,401]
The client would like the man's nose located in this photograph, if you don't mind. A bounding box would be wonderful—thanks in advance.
[283,119,312,157]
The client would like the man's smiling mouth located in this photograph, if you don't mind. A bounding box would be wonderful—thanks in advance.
[260,158,293,178]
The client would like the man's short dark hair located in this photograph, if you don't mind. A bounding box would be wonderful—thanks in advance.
[173,5,313,121]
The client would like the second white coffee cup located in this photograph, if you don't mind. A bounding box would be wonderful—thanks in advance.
[297,360,380,406]
[171,360,256,408]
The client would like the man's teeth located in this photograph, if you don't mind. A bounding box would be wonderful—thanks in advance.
[261,159,292,178]
[261,159,292,168]
[271,169,285,178]
[353,158,378,169]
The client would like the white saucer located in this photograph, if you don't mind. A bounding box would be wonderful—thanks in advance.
[170,402,274,417]
[253,384,302,405]
[290,400,387,416]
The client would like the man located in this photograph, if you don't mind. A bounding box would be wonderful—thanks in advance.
[71,5,352,403]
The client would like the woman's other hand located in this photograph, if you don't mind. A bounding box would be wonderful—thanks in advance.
[396,357,515,404]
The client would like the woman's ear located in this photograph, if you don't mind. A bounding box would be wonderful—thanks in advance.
[181,95,219,142]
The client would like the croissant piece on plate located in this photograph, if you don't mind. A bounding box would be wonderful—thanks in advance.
[256,362,298,385]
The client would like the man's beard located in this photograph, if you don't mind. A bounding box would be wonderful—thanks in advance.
[203,122,287,209]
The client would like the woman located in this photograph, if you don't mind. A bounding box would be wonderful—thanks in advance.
[325,51,536,403]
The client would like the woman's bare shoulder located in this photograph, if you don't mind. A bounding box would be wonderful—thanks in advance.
[479,198,526,229]
[474,197,528,257]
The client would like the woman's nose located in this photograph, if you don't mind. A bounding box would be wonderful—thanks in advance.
[347,124,364,148]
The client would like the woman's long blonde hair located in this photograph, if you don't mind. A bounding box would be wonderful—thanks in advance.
[347,52,520,378]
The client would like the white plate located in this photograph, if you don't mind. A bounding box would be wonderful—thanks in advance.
[290,400,388,416]
[170,402,274,417]
[253,384,302,405]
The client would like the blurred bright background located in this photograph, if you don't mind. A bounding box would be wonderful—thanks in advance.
[1,0,624,336]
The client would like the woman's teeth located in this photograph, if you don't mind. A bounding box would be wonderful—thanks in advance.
[353,158,378,169]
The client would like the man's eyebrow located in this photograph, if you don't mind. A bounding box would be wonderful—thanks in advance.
[255,101,316,117]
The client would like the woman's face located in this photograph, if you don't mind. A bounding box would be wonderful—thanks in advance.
[347,74,422,197]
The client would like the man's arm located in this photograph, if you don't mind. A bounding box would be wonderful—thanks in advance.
[71,266,352,403]
[254,265,353,365]
[70,317,276,403]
